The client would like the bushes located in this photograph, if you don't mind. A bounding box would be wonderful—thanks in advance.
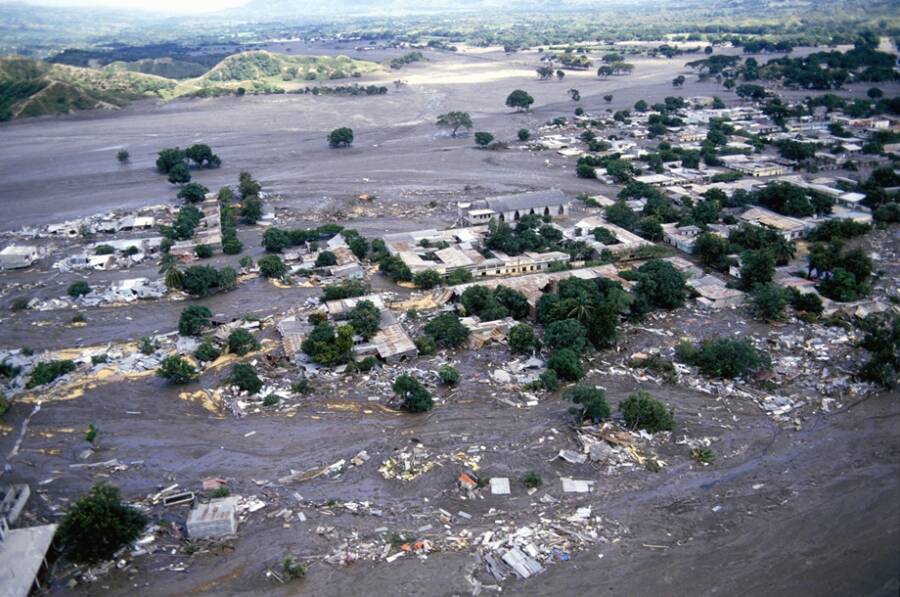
[58,484,147,563]
[379,254,412,282]
[521,472,543,488]
[460,285,529,321]
[749,283,790,322]
[228,363,262,394]
[620,390,674,432]
[228,329,260,355]
[178,305,213,336]
[258,254,287,279]
[790,291,823,316]
[858,313,899,388]
[423,313,470,349]
[392,375,433,412]
[156,356,197,384]
[322,280,370,301]
[630,259,686,314]
[413,269,441,290]
[315,250,337,268]
[565,384,610,422]
[414,335,437,355]
[194,244,213,259]
[262,227,291,252]
[548,348,583,381]
[181,265,235,297]
[67,280,91,298]
[26,360,76,388]
[508,323,537,354]
[194,342,221,362]
[676,337,771,379]
[438,364,460,385]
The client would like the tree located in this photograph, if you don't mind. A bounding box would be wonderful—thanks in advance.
[673,75,686,87]
[182,265,222,296]
[518,128,531,141]
[178,305,213,336]
[315,251,337,268]
[116,149,130,164]
[632,259,687,312]
[185,144,220,168]
[58,484,147,563]
[168,162,191,185]
[423,313,470,348]
[156,356,197,384]
[194,341,221,362]
[508,323,537,354]
[262,227,291,253]
[677,337,770,379]
[858,313,899,388]
[740,250,775,289]
[505,89,534,112]
[474,132,494,147]
[379,254,412,282]
[241,196,263,224]
[544,319,588,354]
[26,360,76,389]
[556,69,565,80]
[694,232,731,270]
[749,283,790,322]
[867,87,883,99]
[239,171,261,199]
[228,363,262,393]
[156,148,185,174]
[436,111,473,137]
[195,244,213,259]
[301,323,354,366]
[348,300,380,340]
[328,127,354,148]
[259,254,287,279]
[568,88,580,101]
[634,99,648,112]
[566,384,610,422]
[228,329,260,356]
[620,390,674,432]
[414,269,441,289]
[438,364,460,385]
[68,280,91,298]
[393,375,433,412]
[603,94,613,103]
[177,182,209,204]
[548,348,583,381]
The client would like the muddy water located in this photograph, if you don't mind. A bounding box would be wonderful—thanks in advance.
[0,46,898,596]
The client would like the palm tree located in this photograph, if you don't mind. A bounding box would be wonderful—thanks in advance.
[164,266,183,290]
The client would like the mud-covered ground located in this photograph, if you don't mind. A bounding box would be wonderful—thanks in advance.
[0,44,898,597]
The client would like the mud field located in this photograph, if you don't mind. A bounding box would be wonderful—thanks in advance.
[0,45,898,596]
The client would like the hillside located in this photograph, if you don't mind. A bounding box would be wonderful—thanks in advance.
[0,51,382,121]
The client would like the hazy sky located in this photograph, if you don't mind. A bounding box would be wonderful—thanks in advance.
[22,0,251,13]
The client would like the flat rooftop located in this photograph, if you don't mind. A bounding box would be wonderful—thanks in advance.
[0,523,57,597]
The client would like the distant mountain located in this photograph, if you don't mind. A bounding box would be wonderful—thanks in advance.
[0,51,381,121]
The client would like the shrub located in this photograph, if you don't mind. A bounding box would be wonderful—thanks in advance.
[438,364,460,385]
[228,363,262,394]
[67,281,91,298]
[446,269,473,285]
[548,348,583,381]
[258,254,287,279]
[790,291,823,316]
[565,384,611,422]
[91,354,107,365]
[415,335,437,355]
[749,283,790,322]
[228,329,260,355]
[222,235,243,254]
[521,472,543,489]
[262,394,279,407]
[292,379,313,394]
[379,254,412,282]
[538,369,560,391]
[508,323,537,354]
[315,251,337,268]
[620,390,674,432]
[691,447,716,465]
[195,244,214,259]
[194,342,221,362]
[283,554,306,580]
[94,244,115,255]
[262,227,291,252]
[678,337,770,378]
[414,269,442,289]
[631,259,687,313]
[354,356,380,372]
[178,305,213,336]
[181,265,222,296]
[139,336,157,355]
[10,297,29,311]
[26,360,76,389]
[474,131,494,147]
[423,313,470,348]
[328,127,354,148]
[322,280,370,301]
[58,484,147,563]
[156,356,197,384]
[518,128,531,141]
[392,375,433,412]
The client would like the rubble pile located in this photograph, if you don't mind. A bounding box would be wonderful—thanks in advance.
[378,443,482,482]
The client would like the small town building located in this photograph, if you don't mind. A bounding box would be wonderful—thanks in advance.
[459,189,570,224]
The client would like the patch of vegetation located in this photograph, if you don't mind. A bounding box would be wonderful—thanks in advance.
[26,359,76,389]
[58,483,147,563]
